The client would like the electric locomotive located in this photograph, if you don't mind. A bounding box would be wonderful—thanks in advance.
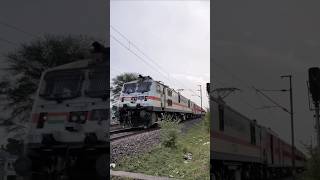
[117,76,205,128]
[14,42,109,180]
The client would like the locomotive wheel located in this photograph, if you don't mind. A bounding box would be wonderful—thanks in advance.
[144,112,156,128]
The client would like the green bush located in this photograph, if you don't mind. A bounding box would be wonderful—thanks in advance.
[159,114,181,149]
[203,111,210,132]
[301,147,320,180]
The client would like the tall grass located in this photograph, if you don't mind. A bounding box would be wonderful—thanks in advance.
[300,147,320,180]
[159,114,182,149]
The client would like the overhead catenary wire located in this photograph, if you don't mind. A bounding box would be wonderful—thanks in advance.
[111,34,173,83]
[0,19,37,38]
[0,37,18,46]
[111,26,170,76]
[213,60,282,119]
[110,25,201,96]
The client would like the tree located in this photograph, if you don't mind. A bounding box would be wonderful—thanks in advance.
[0,34,96,128]
[111,73,139,102]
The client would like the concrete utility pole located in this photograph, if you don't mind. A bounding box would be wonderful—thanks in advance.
[198,85,203,113]
[281,75,295,179]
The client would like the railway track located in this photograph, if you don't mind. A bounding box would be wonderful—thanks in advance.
[110,127,160,142]
[109,117,203,141]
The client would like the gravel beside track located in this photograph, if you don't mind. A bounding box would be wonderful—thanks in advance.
[110,117,203,164]
[111,128,161,163]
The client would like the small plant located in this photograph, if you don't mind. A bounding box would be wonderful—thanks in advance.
[159,114,181,149]
[202,111,210,133]
[300,146,320,180]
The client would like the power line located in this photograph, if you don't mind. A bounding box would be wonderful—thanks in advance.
[111,26,200,95]
[111,26,174,86]
[254,87,290,114]
[0,20,37,38]
[111,34,172,83]
[111,26,169,76]
[0,37,18,46]
[110,67,122,74]
[213,60,254,90]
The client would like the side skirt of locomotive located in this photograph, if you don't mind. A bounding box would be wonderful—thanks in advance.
[118,106,202,128]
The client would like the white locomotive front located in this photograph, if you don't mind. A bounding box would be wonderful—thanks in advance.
[14,42,109,180]
[27,58,108,147]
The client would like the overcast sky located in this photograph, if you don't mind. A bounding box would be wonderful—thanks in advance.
[110,0,210,109]
[0,0,107,70]
[213,0,320,152]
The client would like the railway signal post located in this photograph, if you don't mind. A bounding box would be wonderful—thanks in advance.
[308,67,320,149]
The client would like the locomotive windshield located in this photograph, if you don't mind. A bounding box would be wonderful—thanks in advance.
[137,82,152,93]
[122,83,136,94]
[86,69,107,98]
[39,70,83,100]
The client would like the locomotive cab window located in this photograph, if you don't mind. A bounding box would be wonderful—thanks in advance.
[167,99,172,106]
[218,105,224,131]
[40,70,84,100]
[122,83,136,94]
[137,82,152,93]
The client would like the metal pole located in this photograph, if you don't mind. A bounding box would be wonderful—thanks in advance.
[281,75,295,179]
[289,75,296,178]
[199,85,203,113]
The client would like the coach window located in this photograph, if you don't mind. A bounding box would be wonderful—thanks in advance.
[167,99,172,106]
[167,89,172,97]
[188,100,190,108]
[250,123,256,145]
[218,105,224,131]
[178,94,181,103]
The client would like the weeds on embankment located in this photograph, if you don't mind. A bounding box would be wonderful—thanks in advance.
[113,113,210,180]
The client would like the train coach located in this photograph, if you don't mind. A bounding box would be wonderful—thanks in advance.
[211,97,306,180]
[117,75,205,128]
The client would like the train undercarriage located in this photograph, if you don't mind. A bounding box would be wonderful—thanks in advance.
[15,142,109,180]
[118,106,202,128]
[211,159,304,180]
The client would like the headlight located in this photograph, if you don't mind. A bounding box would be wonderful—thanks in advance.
[71,115,78,121]
[36,112,48,129]
[80,115,86,121]
[69,111,88,123]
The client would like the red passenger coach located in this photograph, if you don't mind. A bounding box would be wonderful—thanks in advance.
[211,97,306,180]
